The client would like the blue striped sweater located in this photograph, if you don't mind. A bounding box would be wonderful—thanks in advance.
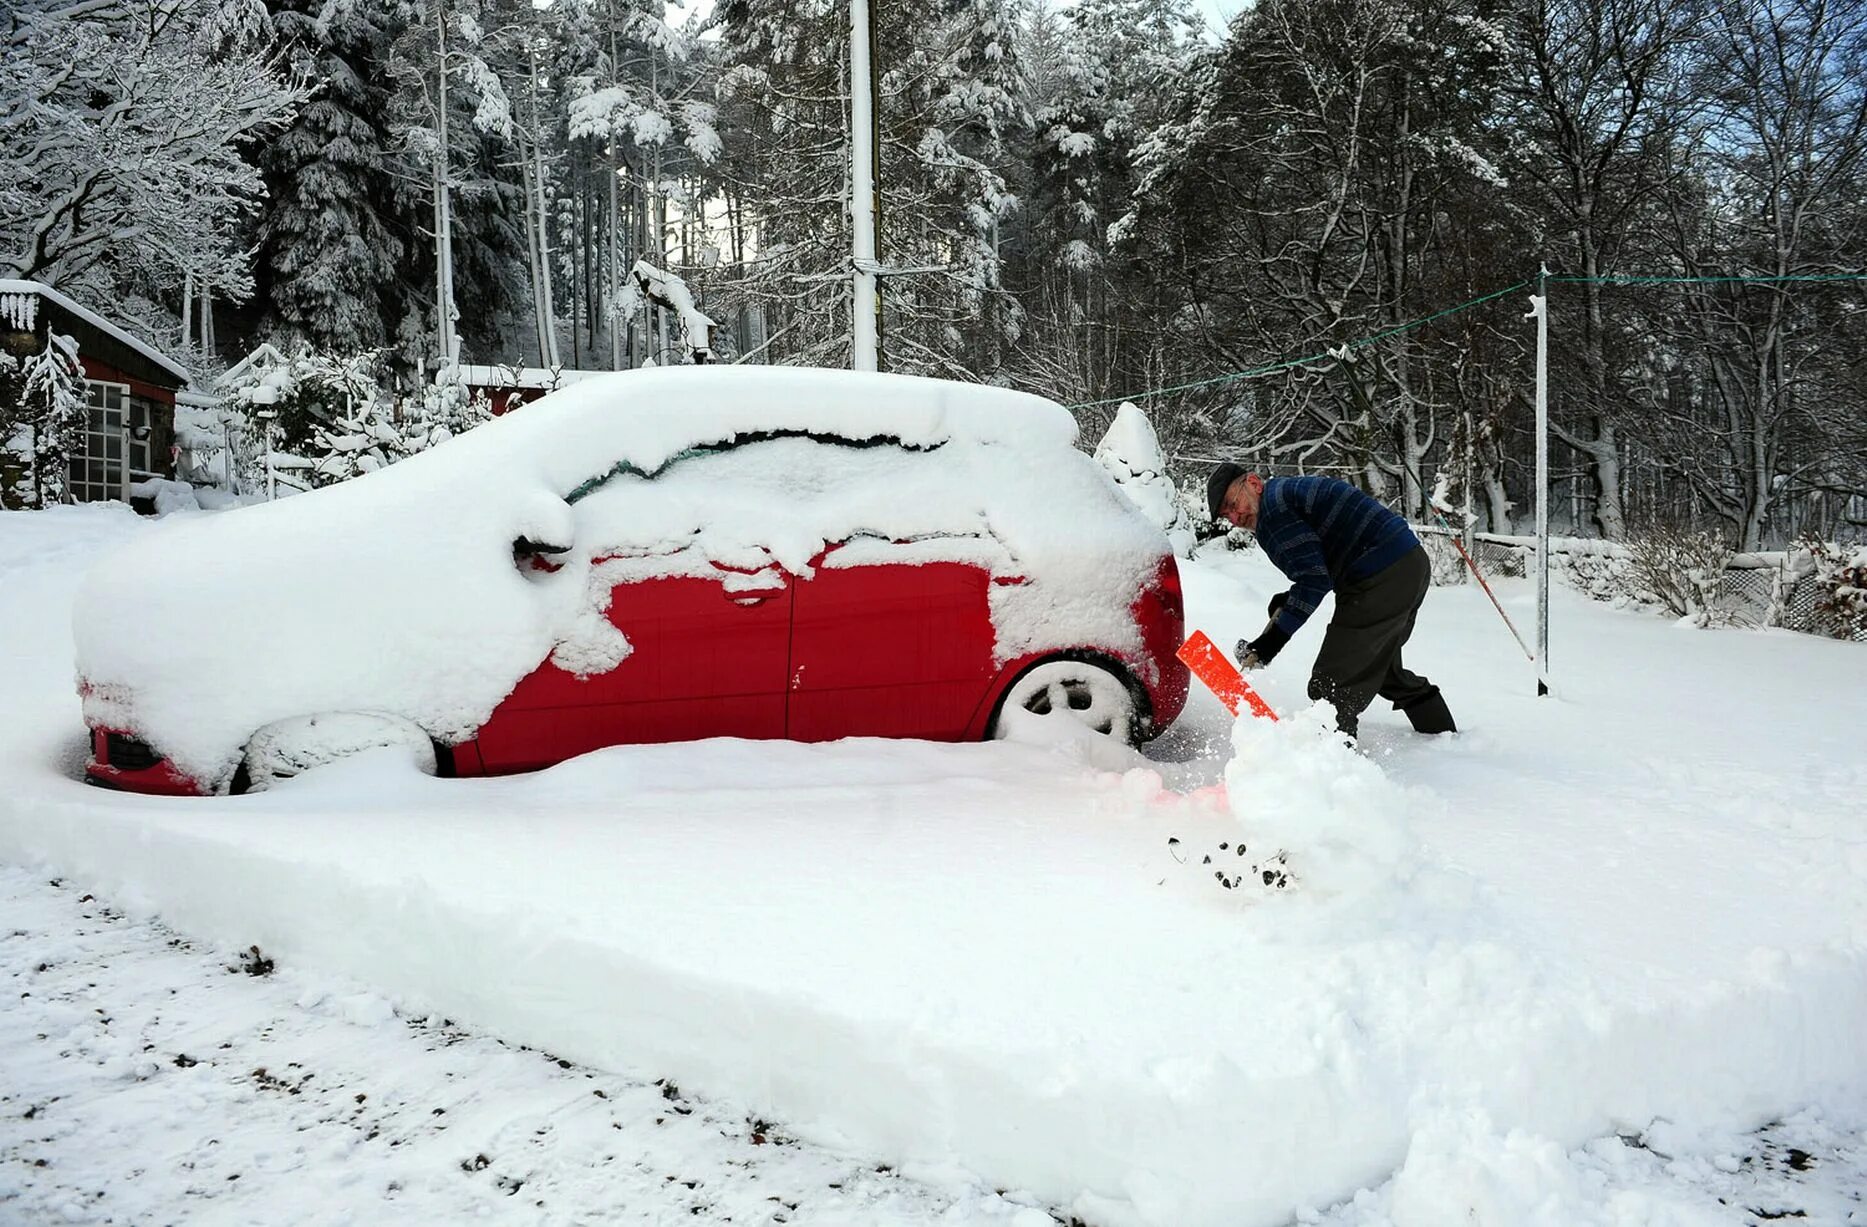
[1256,477,1418,642]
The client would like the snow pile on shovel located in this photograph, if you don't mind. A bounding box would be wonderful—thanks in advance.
[1224,703,1420,896]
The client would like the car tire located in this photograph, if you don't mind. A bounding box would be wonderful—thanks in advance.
[989,657,1143,746]
[237,712,438,793]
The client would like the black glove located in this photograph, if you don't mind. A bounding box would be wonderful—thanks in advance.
[1237,621,1290,670]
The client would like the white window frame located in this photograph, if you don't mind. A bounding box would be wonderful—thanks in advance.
[67,380,133,503]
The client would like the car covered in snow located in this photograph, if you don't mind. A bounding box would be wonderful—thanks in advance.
[76,368,1188,795]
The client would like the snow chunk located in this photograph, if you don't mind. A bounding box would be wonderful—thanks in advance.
[1386,1112,1599,1227]
[548,588,634,679]
[1225,704,1418,897]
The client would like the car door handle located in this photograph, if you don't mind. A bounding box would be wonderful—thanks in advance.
[729,592,778,606]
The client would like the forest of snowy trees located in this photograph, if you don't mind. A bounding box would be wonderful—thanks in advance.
[3,0,1864,545]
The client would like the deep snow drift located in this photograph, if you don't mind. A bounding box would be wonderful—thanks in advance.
[5,504,1867,1226]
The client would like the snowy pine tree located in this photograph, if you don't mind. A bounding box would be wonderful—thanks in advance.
[1005,0,1203,407]
[254,0,421,355]
[711,0,1027,374]
[0,332,85,509]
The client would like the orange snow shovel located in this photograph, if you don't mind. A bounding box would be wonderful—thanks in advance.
[1178,631,1279,722]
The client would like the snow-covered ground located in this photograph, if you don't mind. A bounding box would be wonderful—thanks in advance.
[3,504,1866,1226]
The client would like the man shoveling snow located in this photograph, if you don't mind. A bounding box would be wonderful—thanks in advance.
[1207,466,1456,739]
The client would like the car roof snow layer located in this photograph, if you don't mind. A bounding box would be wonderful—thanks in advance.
[441,367,1078,499]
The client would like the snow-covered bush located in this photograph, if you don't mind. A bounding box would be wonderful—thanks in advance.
[1093,401,1195,556]
[1624,523,1734,626]
[305,376,489,488]
[417,368,494,440]
[228,347,387,456]
[1553,540,1638,607]
[307,402,423,486]
[173,401,264,495]
[0,332,85,510]
[1797,537,1867,639]
[230,349,493,491]
[1416,527,1470,587]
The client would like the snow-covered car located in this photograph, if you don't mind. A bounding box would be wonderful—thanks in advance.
[75,368,1188,795]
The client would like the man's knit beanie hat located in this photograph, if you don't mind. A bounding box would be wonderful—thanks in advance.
[1206,462,1248,522]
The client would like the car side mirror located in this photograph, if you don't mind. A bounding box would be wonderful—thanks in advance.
[513,536,571,572]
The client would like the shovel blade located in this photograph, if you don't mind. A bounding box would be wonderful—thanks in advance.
[1177,630,1279,722]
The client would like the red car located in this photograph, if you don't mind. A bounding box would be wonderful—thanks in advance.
[77,369,1188,795]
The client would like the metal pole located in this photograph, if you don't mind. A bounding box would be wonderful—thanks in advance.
[1532,265,1550,696]
[1461,411,1475,559]
[119,416,132,503]
[433,0,457,366]
[849,0,880,371]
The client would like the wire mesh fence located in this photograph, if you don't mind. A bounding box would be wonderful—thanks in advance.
[1415,524,1867,643]
[1779,575,1867,642]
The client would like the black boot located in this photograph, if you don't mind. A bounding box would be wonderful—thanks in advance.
[1400,688,1456,735]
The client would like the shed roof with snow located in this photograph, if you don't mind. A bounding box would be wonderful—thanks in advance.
[0,280,190,391]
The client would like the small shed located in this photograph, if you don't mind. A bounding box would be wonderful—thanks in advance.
[457,364,609,415]
[0,280,190,504]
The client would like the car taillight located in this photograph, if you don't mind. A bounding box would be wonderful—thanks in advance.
[1154,556,1184,617]
[103,732,163,771]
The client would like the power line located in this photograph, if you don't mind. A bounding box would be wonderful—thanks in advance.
[1063,271,1867,412]
[1065,280,1531,410]
[1551,273,1867,286]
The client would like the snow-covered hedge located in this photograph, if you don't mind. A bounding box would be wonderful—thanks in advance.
[1417,525,1639,604]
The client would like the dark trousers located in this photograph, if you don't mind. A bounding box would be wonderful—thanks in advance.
[1307,546,1438,737]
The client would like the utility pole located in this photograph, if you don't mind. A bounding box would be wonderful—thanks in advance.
[1529,266,1550,696]
[849,0,880,371]
[606,25,623,370]
[433,0,459,367]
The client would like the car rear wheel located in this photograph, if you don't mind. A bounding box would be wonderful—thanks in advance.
[236,712,438,793]
[990,658,1141,745]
